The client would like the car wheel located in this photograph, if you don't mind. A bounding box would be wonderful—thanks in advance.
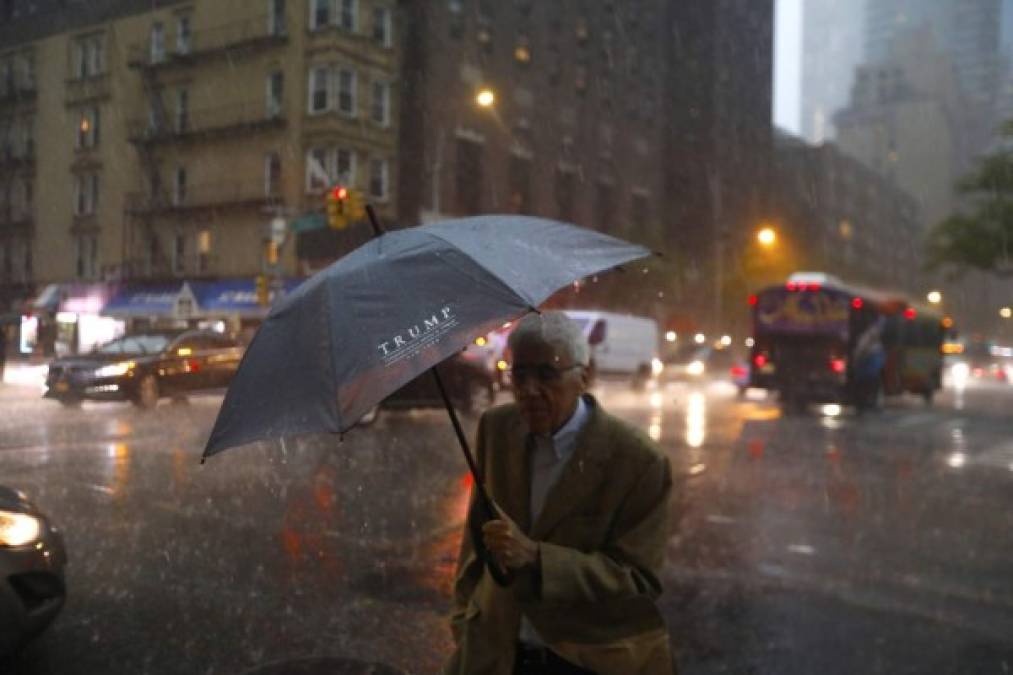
[134,374,159,409]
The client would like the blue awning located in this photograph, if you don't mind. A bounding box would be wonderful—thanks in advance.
[190,278,304,316]
[102,283,184,317]
[102,279,306,318]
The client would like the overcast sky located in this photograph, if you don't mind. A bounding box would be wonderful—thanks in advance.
[774,0,802,134]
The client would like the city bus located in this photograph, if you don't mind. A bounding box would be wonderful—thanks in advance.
[748,273,945,411]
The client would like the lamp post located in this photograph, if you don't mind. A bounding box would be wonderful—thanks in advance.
[431,86,497,220]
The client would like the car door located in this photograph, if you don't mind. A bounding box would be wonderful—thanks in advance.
[163,334,212,393]
[203,334,244,388]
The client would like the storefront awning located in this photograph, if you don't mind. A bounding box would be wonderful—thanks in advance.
[102,279,305,319]
[102,283,185,317]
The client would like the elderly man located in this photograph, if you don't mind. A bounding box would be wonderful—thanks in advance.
[444,312,675,675]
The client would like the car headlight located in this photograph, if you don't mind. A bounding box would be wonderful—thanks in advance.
[687,360,706,376]
[651,357,664,377]
[951,362,970,381]
[0,510,42,547]
[95,361,135,378]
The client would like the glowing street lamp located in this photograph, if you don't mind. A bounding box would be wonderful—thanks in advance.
[927,290,942,305]
[475,88,495,108]
[757,227,777,248]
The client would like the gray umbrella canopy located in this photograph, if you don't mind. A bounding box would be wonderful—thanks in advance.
[202,215,651,459]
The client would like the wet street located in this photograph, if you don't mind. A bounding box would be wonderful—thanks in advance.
[2,372,1013,674]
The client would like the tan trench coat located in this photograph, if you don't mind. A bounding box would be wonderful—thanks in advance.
[443,395,676,675]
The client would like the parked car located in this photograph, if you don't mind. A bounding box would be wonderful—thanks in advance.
[44,330,244,409]
[0,485,67,656]
[563,310,661,389]
[357,352,496,425]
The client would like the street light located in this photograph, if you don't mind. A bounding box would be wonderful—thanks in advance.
[927,290,942,304]
[475,88,495,108]
[1001,307,1012,319]
[757,227,777,248]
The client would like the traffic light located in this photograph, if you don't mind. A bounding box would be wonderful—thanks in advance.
[255,274,269,307]
[326,185,349,229]
[347,189,367,221]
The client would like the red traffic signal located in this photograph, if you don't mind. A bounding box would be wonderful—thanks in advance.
[331,186,349,201]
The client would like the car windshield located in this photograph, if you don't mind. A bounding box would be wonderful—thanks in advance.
[5,2,1013,674]
[94,334,172,355]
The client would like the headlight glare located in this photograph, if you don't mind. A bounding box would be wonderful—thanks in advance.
[0,510,42,547]
[95,361,135,378]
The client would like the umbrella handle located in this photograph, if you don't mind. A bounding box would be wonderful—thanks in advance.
[468,493,516,587]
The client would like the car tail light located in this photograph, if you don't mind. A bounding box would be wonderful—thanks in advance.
[731,365,747,378]
[830,358,846,374]
[753,354,768,368]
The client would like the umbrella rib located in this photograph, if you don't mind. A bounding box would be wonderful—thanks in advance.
[417,230,536,308]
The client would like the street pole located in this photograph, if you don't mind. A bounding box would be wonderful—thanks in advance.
[708,168,724,334]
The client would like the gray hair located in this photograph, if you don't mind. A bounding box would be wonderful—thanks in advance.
[507,311,590,366]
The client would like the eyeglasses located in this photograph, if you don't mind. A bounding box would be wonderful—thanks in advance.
[509,363,583,385]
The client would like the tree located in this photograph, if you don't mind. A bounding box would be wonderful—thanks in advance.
[927,122,1013,278]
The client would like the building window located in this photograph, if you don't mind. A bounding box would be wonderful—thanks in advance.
[631,191,650,228]
[372,6,391,46]
[310,0,330,30]
[368,157,388,200]
[339,0,357,31]
[335,147,355,184]
[76,106,100,149]
[306,147,329,192]
[176,14,192,55]
[308,66,329,113]
[197,229,211,274]
[337,67,356,116]
[75,234,98,279]
[269,0,286,35]
[266,71,284,118]
[150,22,165,64]
[174,166,187,205]
[371,80,389,126]
[265,152,282,196]
[73,34,104,79]
[456,139,483,214]
[448,0,463,38]
[173,233,186,275]
[508,155,531,213]
[74,173,99,215]
[593,180,614,231]
[176,88,189,133]
[555,169,576,221]
[514,35,531,65]
[19,52,34,89]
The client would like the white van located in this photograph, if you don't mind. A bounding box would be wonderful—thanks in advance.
[563,310,660,388]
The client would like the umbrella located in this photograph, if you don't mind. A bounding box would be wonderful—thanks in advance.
[202,210,652,582]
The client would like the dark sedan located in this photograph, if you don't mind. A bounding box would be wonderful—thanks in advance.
[0,486,67,656]
[44,330,243,409]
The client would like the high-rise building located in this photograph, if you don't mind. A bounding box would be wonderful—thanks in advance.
[863,0,1002,107]
[799,0,864,144]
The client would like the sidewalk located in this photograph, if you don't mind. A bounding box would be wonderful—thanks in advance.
[1,359,48,400]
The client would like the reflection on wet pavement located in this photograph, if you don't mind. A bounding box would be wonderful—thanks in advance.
[1,380,1011,673]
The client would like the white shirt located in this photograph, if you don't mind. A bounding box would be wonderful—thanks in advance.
[518,395,591,646]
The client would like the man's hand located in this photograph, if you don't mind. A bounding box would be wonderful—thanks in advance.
[482,510,538,571]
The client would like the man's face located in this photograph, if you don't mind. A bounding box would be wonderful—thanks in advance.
[510,338,587,435]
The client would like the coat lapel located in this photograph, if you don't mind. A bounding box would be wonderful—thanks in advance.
[492,407,532,533]
[529,395,612,540]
